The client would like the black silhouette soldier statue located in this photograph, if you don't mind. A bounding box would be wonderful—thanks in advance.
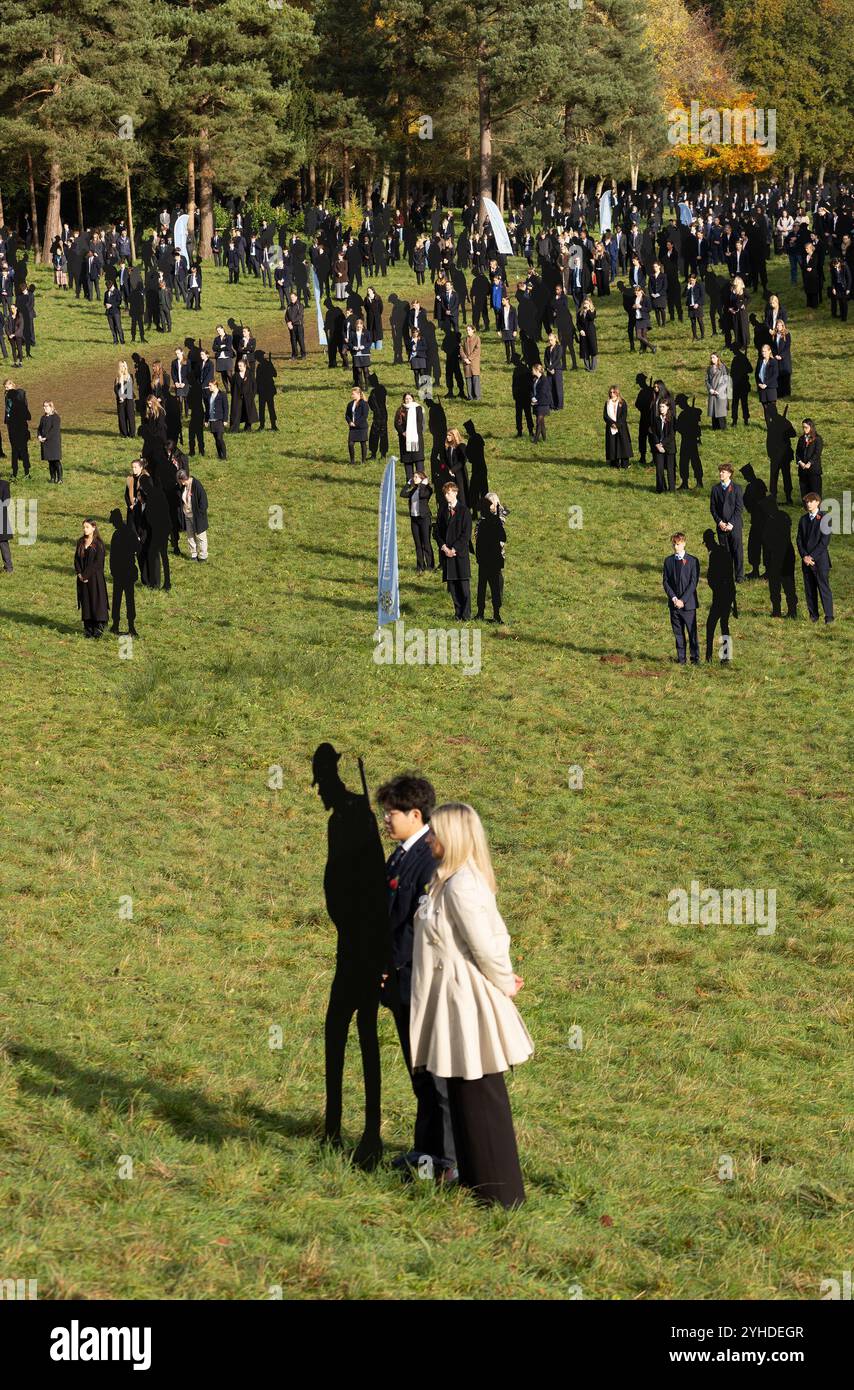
[463,419,489,507]
[367,372,388,459]
[255,352,278,431]
[109,508,140,637]
[388,293,408,365]
[740,464,768,578]
[702,529,736,662]
[313,743,389,1170]
[759,495,798,619]
[674,393,703,491]
[765,405,796,504]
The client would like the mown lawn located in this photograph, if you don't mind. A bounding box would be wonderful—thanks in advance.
[0,238,851,1299]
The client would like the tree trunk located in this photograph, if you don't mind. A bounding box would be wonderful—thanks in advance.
[342,147,350,206]
[477,39,491,226]
[76,174,84,230]
[380,161,390,204]
[495,171,504,213]
[125,160,136,264]
[0,187,5,230]
[309,161,317,203]
[42,159,63,264]
[26,151,40,260]
[817,162,825,187]
[563,103,575,203]
[198,131,214,259]
[187,156,196,231]
[465,135,473,202]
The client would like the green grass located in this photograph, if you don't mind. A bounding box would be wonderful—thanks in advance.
[0,245,851,1300]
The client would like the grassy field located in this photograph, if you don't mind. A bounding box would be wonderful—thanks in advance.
[0,238,851,1300]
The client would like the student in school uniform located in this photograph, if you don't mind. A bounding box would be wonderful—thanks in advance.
[662,531,700,664]
[797,492,834,623]
[400,471,434,571]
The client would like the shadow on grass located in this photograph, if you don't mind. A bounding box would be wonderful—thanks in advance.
[0,608,80,634]
[7,1042,321,1148]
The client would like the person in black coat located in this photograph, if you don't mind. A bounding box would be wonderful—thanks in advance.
[604,385,633,469]
[829,256,851,320]
[74,519,109,637]
[702,529,735,662]
[684,274,706,339]
[662,531,700,664]
[0,475,13,572]
[710,463,744,582]
[229,360,258,431]
[797,493,833,621]
[631,286,655,353]
[400,471,434,571]
[347,317,372,388]
[436,480,472,620]
[108,507,140,636]
[345,387,369,464]
[649,399,676,492]
[375,774,455,1174]
[36,401,62,483]
[474,491,506,623]
[104,282,124,344]
[755,343,779,421]
[394,394,425,479]
[577,297,598,370]
[204,379,227,459]
[176,468,209,560]
[255,351,278,431]
[285,292,306,358]
[796,419,822,497]
[544,331,564,408]
[5,383,31,478]
[498,295,518,363]
[531,363,551,443]
[648,261,667,327]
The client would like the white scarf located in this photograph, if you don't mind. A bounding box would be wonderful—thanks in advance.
[405,402,419,452]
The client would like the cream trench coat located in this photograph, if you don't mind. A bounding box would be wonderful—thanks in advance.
[410,864,534,1081]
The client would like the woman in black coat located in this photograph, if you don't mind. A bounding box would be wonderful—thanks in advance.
[727,277,750,349]
[474,491,506,623]
[394,393,425,479]
[544,331,564,408]
[74,519,109,637]
[400,471,434,571]
[364,286,384,346]
[436,427,470,504]
[140,395,168,480]
[577,297,598,371]
[648,261,667,327]
[795,418,823,497]
[229,360,258,431]
[37,401,62,483]
[802,246,820,308]
[213,326,235,390]
[531,363,551,443]
[603,385,632,468]
[345,387,369,464]
[649,399,677,492]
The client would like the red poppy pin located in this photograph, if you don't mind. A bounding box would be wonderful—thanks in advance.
[389,877,399,890]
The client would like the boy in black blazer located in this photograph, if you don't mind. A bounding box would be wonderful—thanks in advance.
[663,531,700,664]
[376,774,456,1179]
[710,462,744,581]
[797,493,834,623]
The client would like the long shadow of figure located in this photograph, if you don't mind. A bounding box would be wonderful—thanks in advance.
[740,464,768,579]
[702,528,736,662]
[463,418,489,506]
[313,743,389,1170]
[674,393,703,489]
[759,495,798,618]
[109,507,140,636]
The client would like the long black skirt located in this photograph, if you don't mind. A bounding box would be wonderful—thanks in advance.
[446,1070,525,1209]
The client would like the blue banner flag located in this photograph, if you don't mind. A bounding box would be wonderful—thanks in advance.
[481,197,514,256]
[312,268,327,346]
[598,190,612,234]
[377,455,400,628]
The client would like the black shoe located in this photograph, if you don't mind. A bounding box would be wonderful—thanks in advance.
[352,1133,383,1171]
[474,611,485,620]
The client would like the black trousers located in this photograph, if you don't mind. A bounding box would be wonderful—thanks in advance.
[802,562,833,621]
[348,438,367,464]
[655,450,676,492]
[798,467,821,498]
[769,456,793,502]
[117,399,135,437]
[705,598,732,660]
[111,582,137,632]
[210,426,227,459]
[289,325,306,358]
[108,310,124,344]
[689,309,705,338]
[768,570,797,616]
[368,417,388,458]
[514,400,533,435]
[447,577,471,619]
[476,568,503,618]
[670,606,699,662]
[383,974,454,1161]
[731,388,749,424]
[258,398,277,429]
[410,515,434,569]
[446,1071,525,1209]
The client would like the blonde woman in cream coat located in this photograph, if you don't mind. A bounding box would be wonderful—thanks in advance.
[410,802,533,1207]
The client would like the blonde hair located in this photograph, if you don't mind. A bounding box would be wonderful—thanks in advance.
[429,802,497,894]
[732,276,745,296]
